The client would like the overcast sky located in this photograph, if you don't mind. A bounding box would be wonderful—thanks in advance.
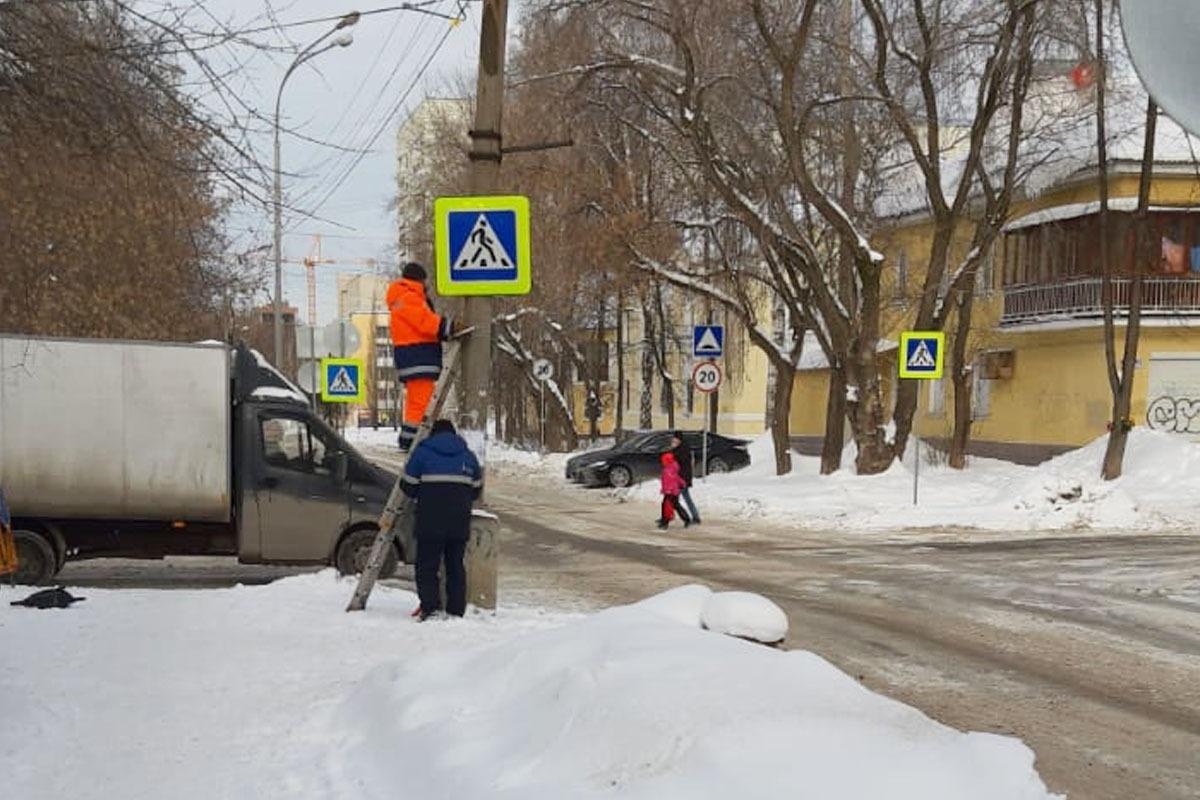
[160,0,519,324]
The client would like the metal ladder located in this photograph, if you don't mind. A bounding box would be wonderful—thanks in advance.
[345,336,466,612]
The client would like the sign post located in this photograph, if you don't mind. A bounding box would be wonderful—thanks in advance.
[692,360,722,481]
[691,326,724,480]
[897,331,946,505]
[533,357,553,452]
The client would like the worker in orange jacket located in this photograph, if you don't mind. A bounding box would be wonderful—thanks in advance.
[387,262,464,451]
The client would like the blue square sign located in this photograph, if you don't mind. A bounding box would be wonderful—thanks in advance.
[692,324,724,358]
[320,358,365,403]
[898,331,945,379]
[435,195,531,296]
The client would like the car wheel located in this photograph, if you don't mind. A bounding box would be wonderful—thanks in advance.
[707,457,730,475]
[335,528,397,578]
[12,529,58,585]
[608,464,633,488]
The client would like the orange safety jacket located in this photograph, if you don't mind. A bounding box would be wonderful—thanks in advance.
[386,278,452,381]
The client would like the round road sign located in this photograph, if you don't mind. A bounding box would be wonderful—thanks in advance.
[532,358,554,382]
[692,360,722,394]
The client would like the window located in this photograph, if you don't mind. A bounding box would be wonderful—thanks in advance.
[583,341,610,382]
[972,371,992,420]
[928,378,946,417]
[895,250,908,298]
[260,416,336,475]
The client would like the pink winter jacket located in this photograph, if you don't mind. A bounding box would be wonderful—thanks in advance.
[660,452,686,496]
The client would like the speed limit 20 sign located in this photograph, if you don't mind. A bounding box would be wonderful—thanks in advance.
[692,360,722,393]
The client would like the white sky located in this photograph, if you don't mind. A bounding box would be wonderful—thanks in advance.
[154,1,521,324]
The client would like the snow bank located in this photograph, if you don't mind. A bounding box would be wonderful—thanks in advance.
[626,429,1200,532]
[331,593,1059,800]
[1,577,1058,799]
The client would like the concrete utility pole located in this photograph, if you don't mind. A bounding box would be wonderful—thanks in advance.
[459,0,509,469]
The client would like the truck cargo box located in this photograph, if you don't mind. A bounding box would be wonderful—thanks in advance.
[0,336,231,522]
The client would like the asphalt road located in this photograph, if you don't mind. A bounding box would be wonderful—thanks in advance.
[485,470,1200,800]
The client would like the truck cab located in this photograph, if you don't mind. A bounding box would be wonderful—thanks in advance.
[235,396,399,575]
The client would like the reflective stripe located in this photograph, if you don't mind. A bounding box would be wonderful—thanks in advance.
[396,365,441,378]
[420,474,480,486]
[401,473,421,484]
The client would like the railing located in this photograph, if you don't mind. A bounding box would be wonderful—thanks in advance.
[1002,277,1200,324]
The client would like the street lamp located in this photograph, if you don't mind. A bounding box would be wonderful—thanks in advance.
[272,11,359,369]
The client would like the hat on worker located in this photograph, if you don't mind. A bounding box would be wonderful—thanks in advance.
[402,262,428,281]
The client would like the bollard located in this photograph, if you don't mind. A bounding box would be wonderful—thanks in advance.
[466,510,499,610]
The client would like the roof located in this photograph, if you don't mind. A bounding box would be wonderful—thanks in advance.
[874,66,1200,224]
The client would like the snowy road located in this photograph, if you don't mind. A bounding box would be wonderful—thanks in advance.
[481,469,1200,800]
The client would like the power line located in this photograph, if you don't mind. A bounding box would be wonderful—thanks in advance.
[298,21,457,223]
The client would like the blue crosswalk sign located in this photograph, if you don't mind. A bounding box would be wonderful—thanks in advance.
[693,324,724,358]
[320,358,365,403]
[898,331,944,379]
[435,195,531,296]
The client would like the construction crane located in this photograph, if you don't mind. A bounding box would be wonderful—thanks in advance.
[281,234,378,325]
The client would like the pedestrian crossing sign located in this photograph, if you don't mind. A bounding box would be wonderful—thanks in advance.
[898,331,945,379]
[320,357,365,403]
[434,195,531,296]
[692,324,724,358]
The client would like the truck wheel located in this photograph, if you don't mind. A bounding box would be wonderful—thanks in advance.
[335,529,397,579]
[12,530,58,585]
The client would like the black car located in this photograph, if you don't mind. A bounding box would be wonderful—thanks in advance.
[573,431,750,488]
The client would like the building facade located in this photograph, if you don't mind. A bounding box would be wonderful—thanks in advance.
[789,114,1200,464]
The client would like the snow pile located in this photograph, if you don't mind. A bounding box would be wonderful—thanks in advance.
[623,428,1200,531]
[330,590,1058,800]
[700,590,789,644]
[1,577,1059,799]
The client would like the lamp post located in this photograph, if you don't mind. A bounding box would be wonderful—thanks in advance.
[272,11,359,368]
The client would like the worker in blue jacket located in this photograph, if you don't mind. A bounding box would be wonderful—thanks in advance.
[401,419,483,620]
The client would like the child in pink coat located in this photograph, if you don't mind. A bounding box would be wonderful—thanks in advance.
[657,451,692,530]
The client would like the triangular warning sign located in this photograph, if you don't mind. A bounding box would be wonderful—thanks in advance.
[907,340,937,369]
[695,328,722,355]
[329,367,357,394]
[454,214,514,270]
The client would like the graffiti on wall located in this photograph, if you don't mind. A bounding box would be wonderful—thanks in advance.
[1146,396,1200,434]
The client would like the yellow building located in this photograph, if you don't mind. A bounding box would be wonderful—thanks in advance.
[346,311,399,427]
[614,299,771,438]
[790,114,1200,463]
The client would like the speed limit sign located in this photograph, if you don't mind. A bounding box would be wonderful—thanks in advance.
[692,360,722,393]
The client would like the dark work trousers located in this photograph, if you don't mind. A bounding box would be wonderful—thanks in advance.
[416,535,468,616]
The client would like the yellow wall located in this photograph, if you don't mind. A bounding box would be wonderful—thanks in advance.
[615,303,771,437]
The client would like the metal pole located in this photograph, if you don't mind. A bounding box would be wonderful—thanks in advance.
[309,326,318,412]
[540,384,546,453]
[913,436,920,505]
[270,16,358,370]
[702,392,709,481]
[272,110,284,368]
[460,0,509,491]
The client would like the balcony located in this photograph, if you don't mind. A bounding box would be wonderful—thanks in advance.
[1001,277,1200,325]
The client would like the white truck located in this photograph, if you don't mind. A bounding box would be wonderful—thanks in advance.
[0,335,404,584]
